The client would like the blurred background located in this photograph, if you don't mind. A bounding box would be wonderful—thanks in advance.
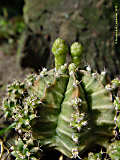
[0,0,119,159]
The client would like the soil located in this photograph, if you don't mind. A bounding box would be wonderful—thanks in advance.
[0,50,32,105]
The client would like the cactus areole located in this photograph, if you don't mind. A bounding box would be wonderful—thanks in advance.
[3,38,115,159]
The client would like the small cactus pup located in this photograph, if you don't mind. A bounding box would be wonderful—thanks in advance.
[70,42,83,67]
[2,38,115,159]
[52,38,68,70]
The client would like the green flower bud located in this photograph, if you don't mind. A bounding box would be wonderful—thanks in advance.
[70,42,83,67]
[52,38,68,70]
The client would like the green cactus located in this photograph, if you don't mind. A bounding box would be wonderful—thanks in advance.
[2,38,116,159]
[52,38,68,70]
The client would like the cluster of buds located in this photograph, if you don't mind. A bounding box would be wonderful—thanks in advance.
[3,80,26,119]
[25,73,37,87]
[11,135,40,160]
[2,79,42,159]
[70,112,87,131]
[2,79,42,134]
[6,80,25,98]
[70,97,87,132]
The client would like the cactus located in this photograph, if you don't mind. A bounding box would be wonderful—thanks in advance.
[84,152,103,160]
[52,38,68,70]
[2,38,116,159]
[107,140,120,160]
[70,42,83,67]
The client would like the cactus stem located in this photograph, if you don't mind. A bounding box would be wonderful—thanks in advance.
[57,127,72,138]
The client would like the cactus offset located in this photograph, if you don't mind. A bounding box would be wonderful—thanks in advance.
[2,38,116,159]
[70,42,83,67]
[52,38,68,70]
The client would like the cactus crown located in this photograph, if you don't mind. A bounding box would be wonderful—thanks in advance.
[1,38,118,160]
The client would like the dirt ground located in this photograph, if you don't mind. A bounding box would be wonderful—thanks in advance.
[0,50,32,105]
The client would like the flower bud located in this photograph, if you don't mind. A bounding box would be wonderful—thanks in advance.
[52,38,68,70]
[70,42,83,67]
